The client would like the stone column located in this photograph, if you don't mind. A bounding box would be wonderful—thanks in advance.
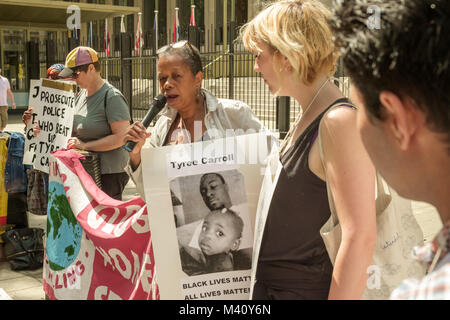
[134,0,144,35]
[166,0,177,44]
[104,0,114,51]
[247,0,261,20]
[204,0,216,51]
[80,0,88,44]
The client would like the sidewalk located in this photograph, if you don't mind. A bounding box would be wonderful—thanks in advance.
[0,112,443,300]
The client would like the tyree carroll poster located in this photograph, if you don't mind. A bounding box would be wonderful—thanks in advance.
[142,132,269,300]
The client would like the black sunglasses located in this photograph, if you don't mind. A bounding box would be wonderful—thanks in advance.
[71,64,92,79]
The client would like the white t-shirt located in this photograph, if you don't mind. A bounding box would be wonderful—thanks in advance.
[0,76,11,106]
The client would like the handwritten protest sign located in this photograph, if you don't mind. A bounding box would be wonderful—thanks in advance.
[142,132,269,300]
[23,79,76,173]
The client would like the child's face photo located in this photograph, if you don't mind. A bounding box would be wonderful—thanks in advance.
[198,212,240,256]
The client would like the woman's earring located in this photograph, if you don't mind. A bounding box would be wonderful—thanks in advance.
[195,88,200,104]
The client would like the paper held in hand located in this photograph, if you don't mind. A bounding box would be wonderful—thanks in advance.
[23,79,76,173]
[142,132,270,300]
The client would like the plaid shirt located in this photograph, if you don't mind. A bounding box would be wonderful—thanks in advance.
[390,221,450,300]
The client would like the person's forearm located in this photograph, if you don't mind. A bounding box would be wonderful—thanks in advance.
[131,163,145,200]
[129,151,142,171]
[328,235,375,300]
[83,133,125,152]
[7,90,15,105]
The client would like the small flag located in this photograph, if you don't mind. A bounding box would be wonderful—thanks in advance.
[135,13,144,55]
[153,10,159,50]
[120,15,126,33]
[153,11,158,39]
[104,19,110,56]
[190,5,196,27]
[173,7,180,42]
[88,21,93,47]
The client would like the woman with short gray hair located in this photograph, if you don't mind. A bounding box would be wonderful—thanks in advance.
[123,41,271,199]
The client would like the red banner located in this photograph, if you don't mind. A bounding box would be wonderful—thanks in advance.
[43,150,158,300]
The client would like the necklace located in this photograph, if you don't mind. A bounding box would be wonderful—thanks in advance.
[279,77,330,155]
[179,94,207,143]
[302,77,330,119]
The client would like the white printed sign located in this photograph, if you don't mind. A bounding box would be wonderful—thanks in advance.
[23,79,76,173]
[142,133,269,300]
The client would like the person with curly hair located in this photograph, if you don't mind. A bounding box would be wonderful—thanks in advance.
[331,0,450,300]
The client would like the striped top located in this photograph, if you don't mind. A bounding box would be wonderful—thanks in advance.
[390,221,450,300]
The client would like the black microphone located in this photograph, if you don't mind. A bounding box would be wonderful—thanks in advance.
[123,94,167,152]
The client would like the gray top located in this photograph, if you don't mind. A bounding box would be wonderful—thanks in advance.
[148,89,268,148]
[125,89,277,200]
[72,82,130,174]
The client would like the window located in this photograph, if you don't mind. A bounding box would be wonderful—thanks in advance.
[2,30,27,91]
[113,0,134,51]
[143,0,167,49]
[86,0,106,52]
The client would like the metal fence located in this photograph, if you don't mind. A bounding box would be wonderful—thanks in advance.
[32,27,349,137]
[86,29,285,133]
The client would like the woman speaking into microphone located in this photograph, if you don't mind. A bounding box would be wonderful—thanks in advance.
[123,41,271,198]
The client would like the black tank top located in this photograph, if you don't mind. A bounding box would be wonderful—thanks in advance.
[256,98,351,292]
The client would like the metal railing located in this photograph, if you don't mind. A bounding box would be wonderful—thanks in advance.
[31,28,349,137]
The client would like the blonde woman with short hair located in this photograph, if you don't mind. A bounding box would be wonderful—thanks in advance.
[241,0,376,299]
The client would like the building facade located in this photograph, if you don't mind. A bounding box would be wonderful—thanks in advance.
[0,0,138,107]
[0,0,332,107]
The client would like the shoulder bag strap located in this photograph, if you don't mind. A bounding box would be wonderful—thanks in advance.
[318,102,389,224]
[317,101,357,225]
[103,89,110,124]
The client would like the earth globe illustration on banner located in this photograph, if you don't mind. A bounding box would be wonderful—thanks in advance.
[46,181,82,271]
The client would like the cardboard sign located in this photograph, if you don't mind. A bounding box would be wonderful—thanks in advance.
[24,79,76,173]
[142,132,269,300]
